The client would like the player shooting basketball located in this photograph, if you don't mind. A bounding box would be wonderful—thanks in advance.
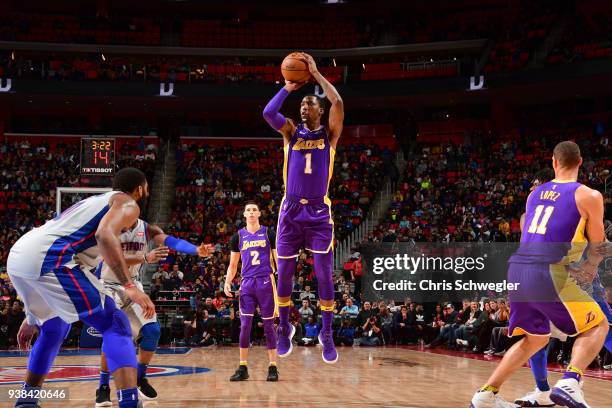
[262,52,344,364]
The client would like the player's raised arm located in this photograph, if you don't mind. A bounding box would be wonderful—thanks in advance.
[263,82,302,145]
[224,232,241,297]
[301,53,344,148]
[145,222,213,258]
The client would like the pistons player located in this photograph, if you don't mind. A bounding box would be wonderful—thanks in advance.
[262,52,343,364]
[95,219,212,406]
[10,168,154,408]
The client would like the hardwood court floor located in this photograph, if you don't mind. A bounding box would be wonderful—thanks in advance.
[0,345,611,407]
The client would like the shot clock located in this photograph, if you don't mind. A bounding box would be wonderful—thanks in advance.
[80,138,115,176]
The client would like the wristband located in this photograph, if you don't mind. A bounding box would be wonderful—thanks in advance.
[143,252,149,265]
[124,282,136,290]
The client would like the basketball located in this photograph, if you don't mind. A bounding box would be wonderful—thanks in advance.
[281,52,311,83]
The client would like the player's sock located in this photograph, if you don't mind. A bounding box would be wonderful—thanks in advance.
[278,305,289,326]
[240,361,248,367]
[117,387,138,408]
[562,365,583,382]
[479,384,499,394]
[239,315,253,348]
[321,308,333,333]
[313,252,334,333]
[137,363,148,380]
[276,257,296,328]
[99,370,110,387]
[530,347,550,391]
[263,318,277,349]
[269,361,276,367]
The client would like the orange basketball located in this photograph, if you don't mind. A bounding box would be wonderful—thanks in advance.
[281,52,311,83]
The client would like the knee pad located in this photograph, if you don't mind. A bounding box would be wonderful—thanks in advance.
[263,319,277,350]
[28,317,70,375]
[239,315,253,348]
[138,322,160,352]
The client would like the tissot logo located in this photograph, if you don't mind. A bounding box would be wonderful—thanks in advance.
[83,167,113,173]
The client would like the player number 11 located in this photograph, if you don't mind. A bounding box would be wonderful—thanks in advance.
[527,205,554,235]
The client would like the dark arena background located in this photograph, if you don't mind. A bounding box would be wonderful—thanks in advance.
[0,0,611,407]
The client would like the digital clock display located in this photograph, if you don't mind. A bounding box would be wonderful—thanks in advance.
[80,138,115,176]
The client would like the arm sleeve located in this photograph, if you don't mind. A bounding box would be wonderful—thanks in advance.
[230,233,240,252]
[267,228,276,249]
[164,236,198,255]
[262,88,289,130]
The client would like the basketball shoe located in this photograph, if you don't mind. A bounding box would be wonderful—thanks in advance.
[470,390,520,408]
[514,387,554,407]
[277,323,295,358]
[550,378,591,408]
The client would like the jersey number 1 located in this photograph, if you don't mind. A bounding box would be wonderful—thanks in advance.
[527,205,554,235]
[304,153,312,174]
[250,250,261,266]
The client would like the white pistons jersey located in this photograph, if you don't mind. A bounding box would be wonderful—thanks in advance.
[101,218,149,284]
[8,191,120,278]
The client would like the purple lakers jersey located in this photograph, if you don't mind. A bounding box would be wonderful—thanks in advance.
[232,226,276,278]
[510,180,586,264]
[284,123,335,199]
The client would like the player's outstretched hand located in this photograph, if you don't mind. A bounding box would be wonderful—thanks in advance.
[593,241,612,257]
[126,286,156,319]
[17,319,39,350]
[300,53,319,75]
[224,281,233,298]
[146,246,169,263]
[284,80,306,92]
[566,259,598,285]
[197,243,214,258]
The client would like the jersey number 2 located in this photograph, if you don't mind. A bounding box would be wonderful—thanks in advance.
[250,250,261,265]
[527,205,554,235]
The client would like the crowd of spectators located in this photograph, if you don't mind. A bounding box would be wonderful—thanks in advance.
[364,127,609,246]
